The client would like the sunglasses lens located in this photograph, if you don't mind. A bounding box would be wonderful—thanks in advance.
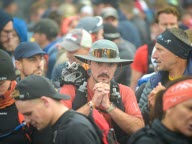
[92,49,117,58]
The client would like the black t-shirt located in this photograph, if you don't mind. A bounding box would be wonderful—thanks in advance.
[31,126,53,144]
[52,110,101,144]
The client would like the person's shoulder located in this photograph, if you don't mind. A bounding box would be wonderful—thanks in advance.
[119,20,136,28]
[118,84,134,93]
[138,72,156,86]
[65,110,89,123]
[128,125,160,144]
[133,44,148,61]
[120,38,136,48]
[57,61,68,68]
[53,61,68,73]
[57,110,86,126]
[136,44,148,52]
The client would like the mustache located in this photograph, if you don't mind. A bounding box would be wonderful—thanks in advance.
[153,60,157,63]
[98,73,109,78]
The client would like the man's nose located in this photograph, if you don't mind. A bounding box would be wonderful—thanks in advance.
[7,32,13,39]
[24,116,31,124]
[152,49,157,59]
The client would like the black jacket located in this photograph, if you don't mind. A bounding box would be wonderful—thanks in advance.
[128,119,192,144]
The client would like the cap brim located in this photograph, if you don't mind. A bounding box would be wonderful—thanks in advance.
[53,93,70,100]
[24,51,46,58]
[75,55,133,66]
[7,75,16,81]
[59,40,79,52]
[102,13,118,19]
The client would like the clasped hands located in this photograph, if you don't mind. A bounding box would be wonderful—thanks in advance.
[91,82,111,109]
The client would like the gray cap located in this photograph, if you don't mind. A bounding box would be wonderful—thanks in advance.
[101,7,118,19]
[75,39,133,66]
[59,29,92,51]
[76,16,103,33]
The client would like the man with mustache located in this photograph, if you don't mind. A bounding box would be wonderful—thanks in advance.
[139,28,192,125]
[60,39,144,144]
[14,42,46,80]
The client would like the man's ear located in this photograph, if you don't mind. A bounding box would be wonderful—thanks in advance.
[15,60,22,70]
[40,96,49,107]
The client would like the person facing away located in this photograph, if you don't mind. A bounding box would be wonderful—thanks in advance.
[129,76,192,144]
[0,49,31,144]
[51,28,92,82]
[76,16,104,42]
[13,75,101,144]
[60,39,144,144]
[32,18,59,79]
[139,27,192,124]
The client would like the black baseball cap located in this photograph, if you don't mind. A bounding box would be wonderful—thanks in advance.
[0,49,16,80]
[33,18,59,38]
[14,75,70,100]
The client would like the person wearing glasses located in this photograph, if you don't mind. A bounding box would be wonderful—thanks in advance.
[0,9,14,54]
[60,39,144,144]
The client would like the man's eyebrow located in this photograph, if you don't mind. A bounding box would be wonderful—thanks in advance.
[23,112,32,116]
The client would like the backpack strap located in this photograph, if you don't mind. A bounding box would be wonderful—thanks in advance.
[110,80,125,111]
[72,80,129,143]
[72,82,87,110]
[110,81,130,144]
[18,112,32,143]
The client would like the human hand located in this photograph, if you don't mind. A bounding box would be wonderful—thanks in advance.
[92,82,110,108]
[148,82,165,108]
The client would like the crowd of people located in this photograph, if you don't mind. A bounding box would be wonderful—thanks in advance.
[0,0,192,144]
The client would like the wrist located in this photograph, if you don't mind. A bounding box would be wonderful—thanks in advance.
[106,103,116,113]
[87,101,95,109]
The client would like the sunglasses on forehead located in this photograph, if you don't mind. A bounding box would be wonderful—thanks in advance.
[92,48,118,58]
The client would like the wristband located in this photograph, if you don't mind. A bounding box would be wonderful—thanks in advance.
[106,103,116,113]
[87,101,95,109]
